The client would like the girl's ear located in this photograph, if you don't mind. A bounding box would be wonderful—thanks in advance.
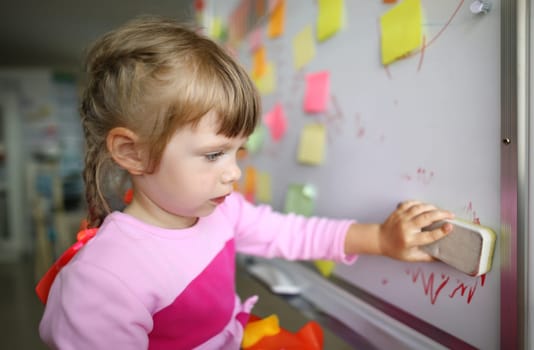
[107,127,146,175]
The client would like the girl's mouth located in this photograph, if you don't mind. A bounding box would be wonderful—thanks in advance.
[211,196,226,205]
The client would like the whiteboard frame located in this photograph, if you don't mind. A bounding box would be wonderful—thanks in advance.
[501,0,529,348]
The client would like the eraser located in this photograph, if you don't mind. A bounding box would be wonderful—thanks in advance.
[421,219,496,276]
[247,262,301,295]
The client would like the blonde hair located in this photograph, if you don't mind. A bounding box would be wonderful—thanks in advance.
[80,15,260,227]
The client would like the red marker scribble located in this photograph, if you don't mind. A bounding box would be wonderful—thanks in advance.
[401,168,434,184]
[448,274,487,304]
[417,167,434,184]
[417,35,427,72]
[404,268,488,305]
[384,0,464,76]
[464,201,481,224]
[406,268,450,305]
[354,114,366,139]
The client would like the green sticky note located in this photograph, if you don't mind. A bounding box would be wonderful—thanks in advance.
[284,184,317,216]
[246,125,267,154]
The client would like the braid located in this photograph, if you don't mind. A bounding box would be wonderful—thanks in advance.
[80,96,112,228]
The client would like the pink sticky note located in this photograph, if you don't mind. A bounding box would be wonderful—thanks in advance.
[303,71,330,113]
[249,27,263,52]
[264,103,287,141]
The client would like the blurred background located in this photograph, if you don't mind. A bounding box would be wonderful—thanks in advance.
[0,1,196,348]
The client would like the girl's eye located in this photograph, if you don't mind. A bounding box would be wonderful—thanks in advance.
[205,151,224,161]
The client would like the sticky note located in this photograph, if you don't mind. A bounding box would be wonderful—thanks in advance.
[268,0,285,38]
[252,46,267,79]
[297,124,326,165]
[380,0,423,65]
[249,27,263,52]
[246,125,267,154]
[256,172,272,204]
[264,103,287,141]
[303,71,330,113]
[317,0,345,42]
[210,16,223,39]
[253,61,276,95]
[284,184,316,216]
[244,166,258,195]
[293,25,316,70]
[314,260,336,277]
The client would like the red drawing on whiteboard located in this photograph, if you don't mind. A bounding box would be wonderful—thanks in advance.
[417,168,434,184]
[404,267,488,305]
[405,268,450,305]
[354,113,366,139]
[401,168,434,184]
[315,94,344,144]
[464,201,481,224]
[448,274,487,304]
[383,0,464,77]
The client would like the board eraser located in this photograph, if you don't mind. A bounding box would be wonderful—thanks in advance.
[247,262,301,295]
[421,219,496,276]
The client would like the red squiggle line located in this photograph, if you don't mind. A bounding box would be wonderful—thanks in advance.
[385,0,465,76]
[417,35,427,72]
[425,0,465,49]
[407,268,450,305]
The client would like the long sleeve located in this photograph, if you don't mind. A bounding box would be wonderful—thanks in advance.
[39,260,153,350]
[221,192,357,263]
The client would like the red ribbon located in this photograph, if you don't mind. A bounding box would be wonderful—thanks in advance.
[35,227,98,304]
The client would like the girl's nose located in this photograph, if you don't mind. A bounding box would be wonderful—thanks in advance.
[221,162,242,184]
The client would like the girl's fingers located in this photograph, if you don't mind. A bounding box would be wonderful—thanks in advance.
[396,200,422,211]
[411,209,455,230]
[411,222,453,246]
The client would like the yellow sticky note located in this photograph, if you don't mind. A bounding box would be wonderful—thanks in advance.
[210,16,223,39]
[293,25,316,70]
[253,61,276,95]
[380,0,423,65]
[314,260,336,277]
[317,0,345,42]
[252,46,267,79]
[268,0,286,38]
[297,124,326,165]
[256,172,272,204]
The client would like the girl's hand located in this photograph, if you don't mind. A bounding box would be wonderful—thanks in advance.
[378,201,455,262]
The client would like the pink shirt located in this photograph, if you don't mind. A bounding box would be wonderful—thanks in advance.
[39,192,356,349]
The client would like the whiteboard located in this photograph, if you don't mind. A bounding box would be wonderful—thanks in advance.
[206,1,502,349]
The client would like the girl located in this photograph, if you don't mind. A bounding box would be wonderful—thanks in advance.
[39,16,454,349]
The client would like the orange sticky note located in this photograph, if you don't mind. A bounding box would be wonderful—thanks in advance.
[264,103,287,141]
[303,71,330,113]
[252,46,267,79]
[253,61,276,95]
[268,0,285,38]
[244,166,258,196]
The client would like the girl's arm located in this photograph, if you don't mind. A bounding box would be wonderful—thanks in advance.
[344,200,454,261]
